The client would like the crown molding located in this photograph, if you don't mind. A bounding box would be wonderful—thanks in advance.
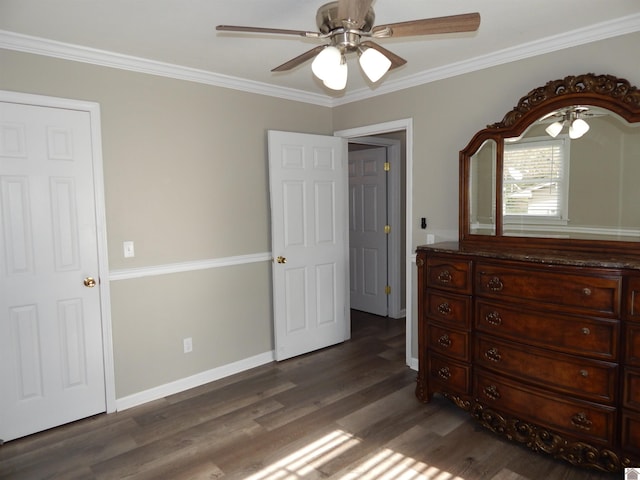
[0,30,333,107]
[333,12,640,106]
[2,12,640,108]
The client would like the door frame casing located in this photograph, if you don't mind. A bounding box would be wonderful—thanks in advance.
[0,90,116,413]
[335,118,414,368]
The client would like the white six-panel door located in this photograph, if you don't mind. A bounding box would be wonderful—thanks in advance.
[0,101,106,442]
[348,146,388,316]
[268,130,349,361]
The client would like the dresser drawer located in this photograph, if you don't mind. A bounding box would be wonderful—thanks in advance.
[428,352,471,395]
[623,367,640,411]
[475,300,619,360]
[625,323,640,367]
[622,410,640,458]
[426,256,472,294]
[475,335,618,403]
[427,324,470,361]
[426,290,471,329]
[475,263,621,316]
[475,370,616,445]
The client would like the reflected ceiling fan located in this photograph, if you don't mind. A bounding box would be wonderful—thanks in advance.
[216,0,480,90]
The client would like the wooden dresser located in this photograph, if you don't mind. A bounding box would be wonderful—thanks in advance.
[428,73,640,471]
[416,242,640,471]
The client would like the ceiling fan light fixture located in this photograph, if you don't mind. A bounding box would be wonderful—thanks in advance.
[322,60,348,90]
[569,118,590,139]
[545,120,564,138]
[311,45,342,81]
[358,47,391,83]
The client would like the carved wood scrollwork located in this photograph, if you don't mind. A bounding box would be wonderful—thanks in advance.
[489,73,640,129]
[469,401,622,472]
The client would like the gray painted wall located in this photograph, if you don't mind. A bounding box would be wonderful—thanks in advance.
[1,30,638,400]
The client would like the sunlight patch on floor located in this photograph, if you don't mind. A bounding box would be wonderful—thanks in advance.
[244,429,465,480]
[245,429,360,480]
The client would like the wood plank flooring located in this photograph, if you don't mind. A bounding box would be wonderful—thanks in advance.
[0,310,622,479]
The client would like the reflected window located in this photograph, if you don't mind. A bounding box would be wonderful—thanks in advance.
[503,136,569,223]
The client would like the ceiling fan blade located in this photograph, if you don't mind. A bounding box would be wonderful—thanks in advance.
[360,41,407,70]
[271,45,327,72]
[337,0,374,28]
[216,25,319,38]
[372,12,480,38]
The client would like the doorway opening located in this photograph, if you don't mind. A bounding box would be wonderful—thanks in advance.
[335,119,413,367]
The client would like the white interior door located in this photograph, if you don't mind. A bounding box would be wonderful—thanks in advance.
[0,101,106,442]
[348,146,388,316]
[268,130,349,361]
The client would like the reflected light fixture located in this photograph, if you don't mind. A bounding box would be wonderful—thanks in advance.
[545,121,564,138]
[311,45,391,91]
[545,109,591,139]
[569,118,590,139]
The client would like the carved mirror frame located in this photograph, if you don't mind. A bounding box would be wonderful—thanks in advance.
[460,73,640,255]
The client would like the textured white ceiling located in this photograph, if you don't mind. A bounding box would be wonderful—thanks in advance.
[1,0,639,98]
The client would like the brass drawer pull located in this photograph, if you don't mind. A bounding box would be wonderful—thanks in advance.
[579,369,589,377]
[437,270,452,284]
[437,367,451,380]
[581,327,591,335]
[485,311,502,326]
[486,276,504,292]
[483,384,501,400]
[437,302,452,315]
[570,412,593,431]
[582,287,592,296]
[484,347,501,363]
[438,334,452,348]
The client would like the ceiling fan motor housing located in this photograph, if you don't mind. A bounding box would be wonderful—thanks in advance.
[316,1,375,34]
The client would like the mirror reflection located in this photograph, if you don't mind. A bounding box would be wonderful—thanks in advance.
[469,140,496,235]
[470,106,640,241]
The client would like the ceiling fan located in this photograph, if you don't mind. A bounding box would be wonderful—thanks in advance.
[216,0,480,90]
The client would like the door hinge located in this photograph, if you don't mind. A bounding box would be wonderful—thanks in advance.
[384,162,390,171]
[384,224,391,234]
[385,285,391,295]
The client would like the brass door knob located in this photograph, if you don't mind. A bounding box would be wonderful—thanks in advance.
[84,277,96,288]
[275,256,287,264]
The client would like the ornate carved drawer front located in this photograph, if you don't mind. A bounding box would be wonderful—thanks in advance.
[427,324,469,361]
[426,256,472,294]
[623,368,640,411]
[625,323,640,367]
[428,352,471,395]
[475,300,618,360]
[475,371,616,445]
[475,335,618,403]
[426,291,471,329]
[475,263,621,316]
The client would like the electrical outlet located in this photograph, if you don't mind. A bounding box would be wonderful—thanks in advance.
[183,337,193,353]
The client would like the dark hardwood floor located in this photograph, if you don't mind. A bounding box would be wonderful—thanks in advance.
[0,311,622,479]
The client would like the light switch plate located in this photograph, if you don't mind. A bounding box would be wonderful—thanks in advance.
[123,241,135,258]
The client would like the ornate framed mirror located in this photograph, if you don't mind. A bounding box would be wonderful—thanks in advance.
[460,73,640,255]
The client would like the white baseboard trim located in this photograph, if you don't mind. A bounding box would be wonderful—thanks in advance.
[115,350,275,411]
[409,357,419,371]
[389,308,406,320]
